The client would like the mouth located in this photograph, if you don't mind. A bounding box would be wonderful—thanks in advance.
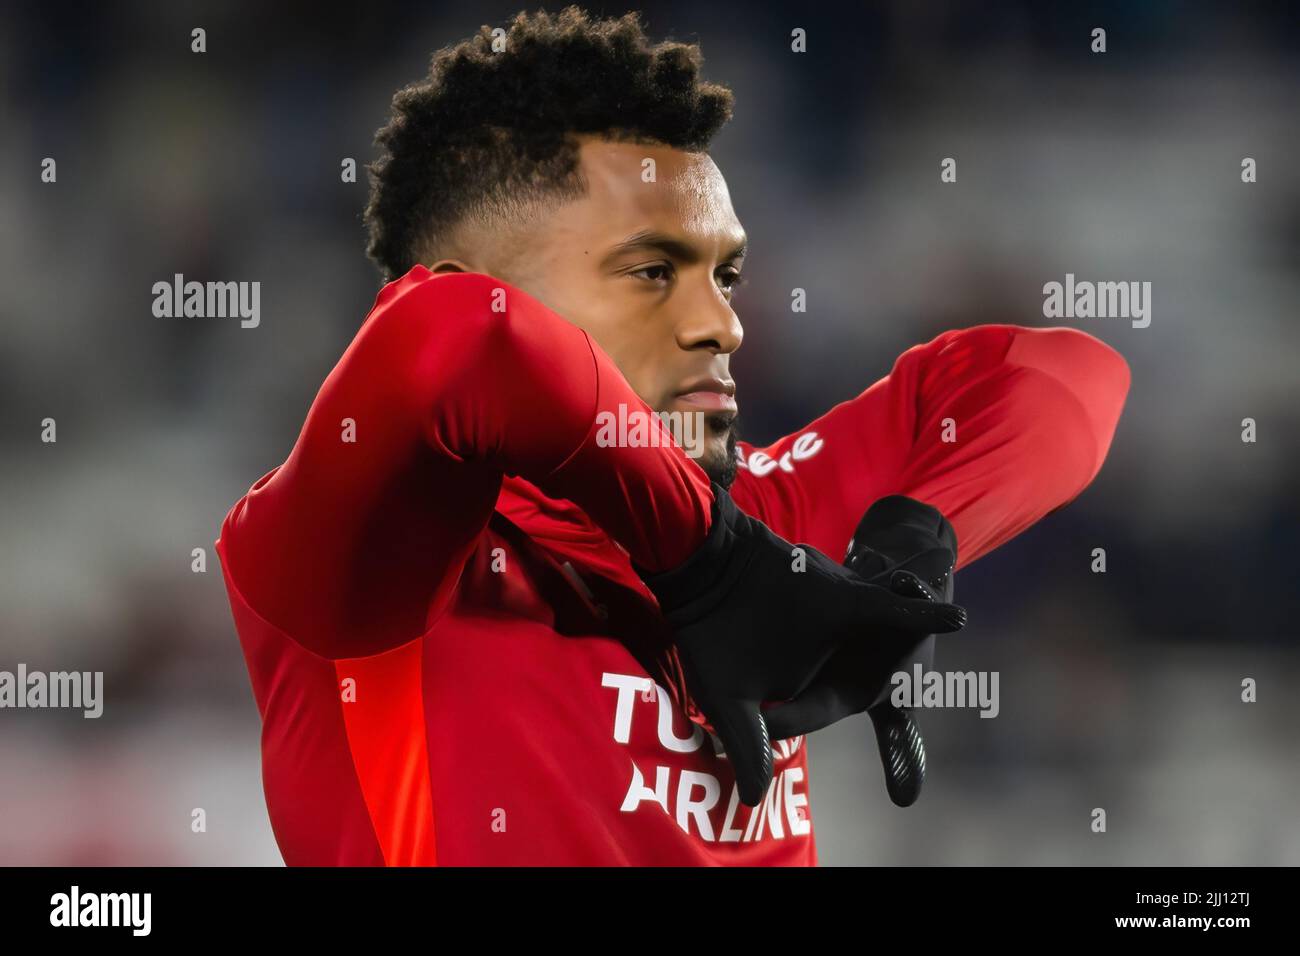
[671,378,737,414]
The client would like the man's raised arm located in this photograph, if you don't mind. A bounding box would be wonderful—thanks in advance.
[731,324,1131,568]
[217,267,714,660]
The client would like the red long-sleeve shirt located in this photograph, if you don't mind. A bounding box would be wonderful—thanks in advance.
[217,266,1129,865]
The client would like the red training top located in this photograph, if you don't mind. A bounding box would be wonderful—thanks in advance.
[217,267,1130,865]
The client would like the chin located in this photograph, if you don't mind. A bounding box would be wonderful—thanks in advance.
[699,416,740,489]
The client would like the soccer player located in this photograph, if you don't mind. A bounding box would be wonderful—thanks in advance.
[217,9,1129,865]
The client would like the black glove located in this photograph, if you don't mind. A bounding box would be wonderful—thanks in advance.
[763,495,957,807]
[636,484,966,807]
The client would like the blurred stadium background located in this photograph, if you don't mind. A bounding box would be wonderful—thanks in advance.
[1,0,1297,865]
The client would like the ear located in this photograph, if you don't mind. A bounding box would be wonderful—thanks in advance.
[428,258,472,274]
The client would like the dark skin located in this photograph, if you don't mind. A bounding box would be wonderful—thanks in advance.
[429,136,747,487]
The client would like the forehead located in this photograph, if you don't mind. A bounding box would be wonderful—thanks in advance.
[561,137,744,247]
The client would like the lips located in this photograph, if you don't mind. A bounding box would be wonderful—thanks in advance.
[672,378,737,412]
[673,390,737,411]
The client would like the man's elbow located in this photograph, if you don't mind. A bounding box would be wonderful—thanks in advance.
[1008,326,1130,477]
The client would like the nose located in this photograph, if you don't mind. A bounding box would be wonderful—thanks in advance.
[673,275,743,355]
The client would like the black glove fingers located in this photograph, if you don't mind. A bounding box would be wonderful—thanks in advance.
[855,581,967,634]
[888,568,938,602]
[867,701,928,808]
[708,698,773,808]
[763,687,839,741]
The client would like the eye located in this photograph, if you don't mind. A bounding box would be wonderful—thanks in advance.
[717,267,746,297]
[629,262,674,285]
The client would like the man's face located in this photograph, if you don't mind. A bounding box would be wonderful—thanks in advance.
[479,138,747,487]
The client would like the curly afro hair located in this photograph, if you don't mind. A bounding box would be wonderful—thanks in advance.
[363,7,734,282]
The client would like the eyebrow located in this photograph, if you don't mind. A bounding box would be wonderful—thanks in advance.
[601,230,748,268]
